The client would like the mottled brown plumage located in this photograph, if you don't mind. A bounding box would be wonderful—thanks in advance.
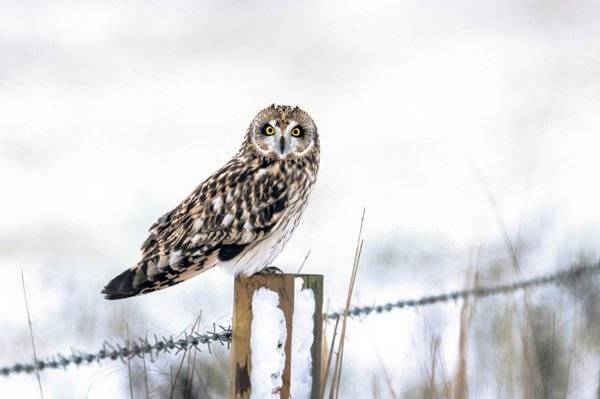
[102,105,319,299]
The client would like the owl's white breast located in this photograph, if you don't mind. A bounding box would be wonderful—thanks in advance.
[230,200,307,276]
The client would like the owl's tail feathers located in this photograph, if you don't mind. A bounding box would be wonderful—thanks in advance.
[102,267,144,300]
[102,258,166,300]
[102,254,214,300]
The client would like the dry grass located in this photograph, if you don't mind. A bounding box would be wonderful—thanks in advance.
[322,209,366,399]
[452,267,478,399]
[21,270,44,399]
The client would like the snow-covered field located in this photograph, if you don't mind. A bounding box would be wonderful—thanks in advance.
[2,1,600,397]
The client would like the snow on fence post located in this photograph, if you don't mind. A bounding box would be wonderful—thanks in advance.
[231,273,323,399]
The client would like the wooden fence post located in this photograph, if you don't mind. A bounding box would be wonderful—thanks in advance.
[232,273,323,399]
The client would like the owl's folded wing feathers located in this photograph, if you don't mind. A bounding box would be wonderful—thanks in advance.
[102,159,290,299]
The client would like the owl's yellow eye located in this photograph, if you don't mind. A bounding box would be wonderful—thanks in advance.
[263,125,275,136]
[290,126,303,137]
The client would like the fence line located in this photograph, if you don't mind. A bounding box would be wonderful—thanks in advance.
[1,261,598,377]
[0,327,232,377]
[326,261,600,320]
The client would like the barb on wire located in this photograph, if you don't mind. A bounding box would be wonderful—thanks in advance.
[326,261,600,320]
[1,261,599,378]
[0,325,231,378]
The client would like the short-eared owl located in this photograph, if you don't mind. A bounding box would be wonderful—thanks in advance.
[102,105,319,299]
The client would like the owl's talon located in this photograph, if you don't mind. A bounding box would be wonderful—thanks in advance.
[260,266,284,274]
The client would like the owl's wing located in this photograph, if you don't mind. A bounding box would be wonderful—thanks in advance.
[102,159,289,299]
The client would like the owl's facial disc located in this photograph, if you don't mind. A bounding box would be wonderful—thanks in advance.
[247,105,317,160]
[253,119,309,159]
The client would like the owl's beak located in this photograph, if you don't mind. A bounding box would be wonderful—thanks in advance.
[279,136,286,154]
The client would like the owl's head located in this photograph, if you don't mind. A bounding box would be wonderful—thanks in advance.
[244,105,318,160]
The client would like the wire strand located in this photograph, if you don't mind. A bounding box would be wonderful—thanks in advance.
[326,262,599,320]
[0,326,231,377]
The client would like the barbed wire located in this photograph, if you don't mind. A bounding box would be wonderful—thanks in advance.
[2,261,598,377]
[326,261,600,320]
[0,326,231,378]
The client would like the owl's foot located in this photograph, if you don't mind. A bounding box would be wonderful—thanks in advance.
[259,266,284,275]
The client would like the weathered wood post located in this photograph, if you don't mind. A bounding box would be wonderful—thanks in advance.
[232,273,323,399]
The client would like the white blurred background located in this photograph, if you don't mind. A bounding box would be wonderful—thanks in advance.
[2,1,600,398]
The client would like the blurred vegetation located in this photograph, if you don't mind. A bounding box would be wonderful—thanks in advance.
[126,354,229,399]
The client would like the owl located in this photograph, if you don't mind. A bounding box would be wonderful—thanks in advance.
[102,105,320,299]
